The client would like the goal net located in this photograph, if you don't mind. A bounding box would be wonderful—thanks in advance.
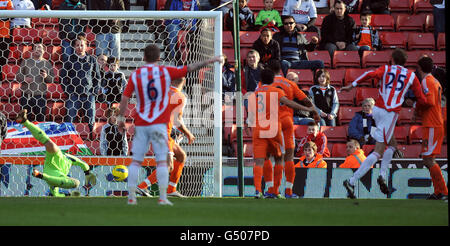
[0,10,223,197]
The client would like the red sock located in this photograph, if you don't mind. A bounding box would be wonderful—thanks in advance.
[284,161,295,195]
[273,164,283,195]
[138,170,157,189]
[263,159,274,193]
[429,163,448,195]
[167,160,184,193]
[253,165,263,193]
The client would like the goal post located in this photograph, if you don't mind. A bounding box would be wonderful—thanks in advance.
[0,10,223,197]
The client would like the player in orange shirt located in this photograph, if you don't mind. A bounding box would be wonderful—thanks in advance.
[295,141,327,168]
[248,68,315,198]
[339,139,366,169]
[267,60,320,198]
[136,77,195,198]
[416,56,448,200]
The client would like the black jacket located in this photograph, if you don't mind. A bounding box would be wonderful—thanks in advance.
[58,0,87,40]
[319,12,356,48]
[251,38,281,67]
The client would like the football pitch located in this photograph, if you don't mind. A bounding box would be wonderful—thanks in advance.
[0,197,447,226]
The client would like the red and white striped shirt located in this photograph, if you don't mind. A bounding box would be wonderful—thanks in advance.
[123,64,188,126]
[352,65,427,112]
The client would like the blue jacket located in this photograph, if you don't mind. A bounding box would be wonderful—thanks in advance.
[164,0,199,26]
[348,111,376,146]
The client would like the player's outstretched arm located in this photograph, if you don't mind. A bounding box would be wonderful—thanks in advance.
[187,56,223,73]
[280,97,314,112]
[65,154,97,186]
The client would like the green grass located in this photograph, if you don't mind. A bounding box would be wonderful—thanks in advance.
[0,197,447,226]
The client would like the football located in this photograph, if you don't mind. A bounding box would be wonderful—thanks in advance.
[112,165,128,181]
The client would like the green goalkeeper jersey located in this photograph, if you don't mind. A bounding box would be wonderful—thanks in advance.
[44,151,89,177]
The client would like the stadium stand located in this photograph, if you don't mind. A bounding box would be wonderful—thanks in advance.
[379,31,408,49]
[355,87,379,106]
[320,126,348,143]
[338,106,361,125]
[361,50,392,68]
[389,0,414,13]
[307,51,331,68]
[413,0,434,14]
[371,14,395,31]
[288,69,314,86]
[331,143,347,157]
[327,68,346,87]
[332,51,361,68]
[407,32,435,50]
[396,14,425,32]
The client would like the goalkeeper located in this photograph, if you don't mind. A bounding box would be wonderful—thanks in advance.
[15,109,97,197]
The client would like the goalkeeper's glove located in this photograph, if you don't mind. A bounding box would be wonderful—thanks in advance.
[84,170,97,186]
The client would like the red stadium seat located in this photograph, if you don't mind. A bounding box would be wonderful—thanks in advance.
[314,14,327,28]
[222,31,233,47]
[424,14,434,32]
[223,48,235,64]
[394,125,410,144]
[1,64,19,81]
[95,103,109,121]
[337,88,356,106]
[344,68,374,87]
[371,14,395,31]
[12,28,40,43]
[407,32,435,50]
[332,143,348,157]
[338,106,361,125]
[239,31,260,48]
[404,50,430,68]
[320,126,348,143]
[396,14,425,32]
[332,51,360,68]
[349,14,361,27]
[355,87,379,106]
[288,69,314,86]
[398,107,416,125]
[46,83,67,100]
[437,33,445,50]
[361,50,392,68]
[47,45,62,64]
[8,45,32,64]
[379,31,407,49]
[31,18,59,28]
[389,0,414,13]
[436,145,447,158]
[39,27,61,45]
[413,0,433,14]
[294,125,308,139]
[426,51,446,67]
[409,125,424,144]
[307,51,331,68]
[327,68,345,87]
[397,144,422,158]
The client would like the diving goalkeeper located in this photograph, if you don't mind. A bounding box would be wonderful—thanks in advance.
[16,109,97,197]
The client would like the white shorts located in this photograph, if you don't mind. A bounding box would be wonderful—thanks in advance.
[370,106,399,144]
[132,123,169,163]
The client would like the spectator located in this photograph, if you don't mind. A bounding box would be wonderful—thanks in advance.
[222,54,236,102]
[0,0,13,75]
[282,0,320,34]
[353,12,381,57]
[251,28,281,68]
[100,107,129,156]
[16,42,54,122]
[361,0,390,14]
[11,0,35,29]
[339,139,366,168]
[255,0,282,29]
[333,0,359,13]
[89,0,126,60]
[309,69,339,126]
[295,121,330,157]
[348,97,376,147]
[58,0,88,63]
[273,15,324,77]
[0,111,6,149]
[315,0,331,14]
[286,71,299,83]
[31,0,51,9]
[164,0,200,62]
[96,54,108,103]
[225,0,255,32]
[242,49,264,94]
[102,57,127,106]
[319,0,358,58]
[287,71,316,125]
[60,35,101,132]
[431,0,445,43]
[295,141,327,168]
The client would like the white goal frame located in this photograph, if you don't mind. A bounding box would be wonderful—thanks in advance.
[1,10,223,197]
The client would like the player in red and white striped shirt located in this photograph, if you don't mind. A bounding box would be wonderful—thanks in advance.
[341,48,430,198]
[117,44,221,205]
